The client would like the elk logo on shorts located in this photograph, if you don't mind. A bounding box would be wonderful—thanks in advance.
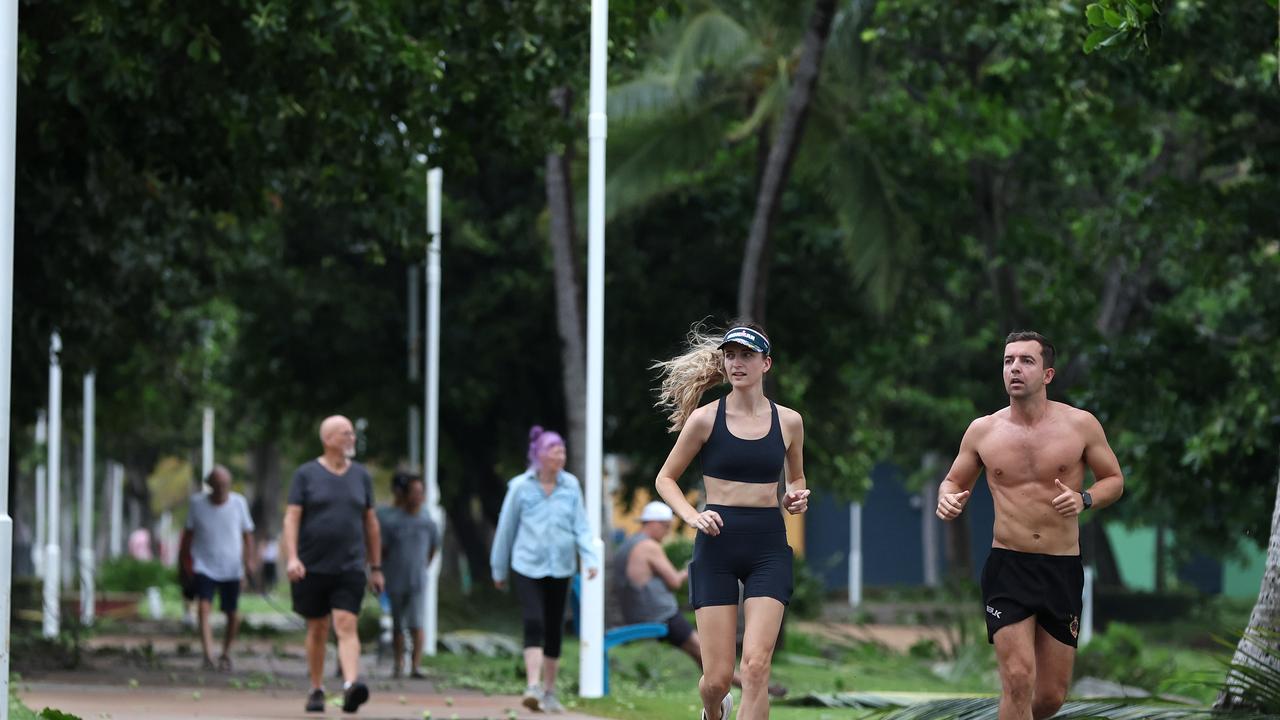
[1069,615,1080,639]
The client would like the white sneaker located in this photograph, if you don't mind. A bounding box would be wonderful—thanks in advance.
[522,683,543,712]
[541,691,565,713]
[700,693,732,720]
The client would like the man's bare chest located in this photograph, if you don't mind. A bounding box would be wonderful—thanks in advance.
[977,425,1086,485]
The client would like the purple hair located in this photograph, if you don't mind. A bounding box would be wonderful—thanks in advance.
[527,426,565,469]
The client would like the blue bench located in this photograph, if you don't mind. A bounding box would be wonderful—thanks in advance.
[570,575,670,694]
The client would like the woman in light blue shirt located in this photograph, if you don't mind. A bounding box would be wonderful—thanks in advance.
[490,426,600,713]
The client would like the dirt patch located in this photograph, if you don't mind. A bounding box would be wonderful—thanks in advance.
[792,620,958,654]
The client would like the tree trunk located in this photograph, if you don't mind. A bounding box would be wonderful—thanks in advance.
[546,85,588,480]
[1216,460,1280,709]
[250,440,282,542]
[736,0,837,323]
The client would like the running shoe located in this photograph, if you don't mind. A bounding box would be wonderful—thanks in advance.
[522,683,543,711]
[305,688,326,713]
[700,692,733,720]
[541,691,565,713]
[342,680,369,713]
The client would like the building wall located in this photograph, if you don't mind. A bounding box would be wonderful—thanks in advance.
[805,463,997,591]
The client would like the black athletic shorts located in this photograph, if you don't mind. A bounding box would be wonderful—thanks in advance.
[193,573,242,613]
[981,548,1084,648]
[661,612,695,647]
[291,570,367,619]
[689,505,793,609]
[179,570,197,602]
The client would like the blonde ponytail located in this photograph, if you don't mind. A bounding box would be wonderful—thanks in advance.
[652,325,726,432]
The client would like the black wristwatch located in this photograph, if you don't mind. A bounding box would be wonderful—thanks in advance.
[1080,491,1093,510]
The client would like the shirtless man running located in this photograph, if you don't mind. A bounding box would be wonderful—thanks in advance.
[936,331,1124,720]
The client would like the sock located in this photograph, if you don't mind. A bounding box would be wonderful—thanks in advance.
[343,681,351,690]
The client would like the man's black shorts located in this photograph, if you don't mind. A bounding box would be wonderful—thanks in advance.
[179,571,197,602]
[981,548,1084,648]
[193,573,242,613]
[291,571,367,619]
[660,612,695,648]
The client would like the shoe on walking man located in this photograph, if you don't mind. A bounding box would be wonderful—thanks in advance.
[179,464,255,672]
[284,415,384,714]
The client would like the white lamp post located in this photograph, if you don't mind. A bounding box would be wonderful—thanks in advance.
[79,372,95,625]
[578,0,610,698]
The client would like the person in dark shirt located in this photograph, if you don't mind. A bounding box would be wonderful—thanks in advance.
[377,471,441,679]
[283,415,383,714]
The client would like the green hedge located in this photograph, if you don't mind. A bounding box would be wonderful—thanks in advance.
[96,558,174,593]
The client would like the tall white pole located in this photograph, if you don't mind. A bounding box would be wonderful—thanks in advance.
[0,0,18,704]
[422,167,444,657]
[921,486,940,587]
[108,462,123,558]
[34,411,46,577]
[79,372,95,625]
[848,503,862,607]
[408,264,422,468]
[1080,564,1095,646]
[579,0,609,698]
[201,406,214,483]
[43,331,62,638]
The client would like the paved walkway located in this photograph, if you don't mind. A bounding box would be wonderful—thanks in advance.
[16,631,608,720]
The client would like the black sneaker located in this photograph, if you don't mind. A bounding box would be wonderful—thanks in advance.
[342,680,369,713]
[305,688,326,713]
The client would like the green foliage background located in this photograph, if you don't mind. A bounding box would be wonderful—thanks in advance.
[9,0,1279,578]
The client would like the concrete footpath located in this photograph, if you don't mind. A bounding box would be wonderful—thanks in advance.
[16,632,609,720]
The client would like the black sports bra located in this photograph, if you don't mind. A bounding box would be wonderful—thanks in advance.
[699,398,786,484]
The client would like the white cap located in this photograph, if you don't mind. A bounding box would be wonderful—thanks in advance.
[639,501,674,523]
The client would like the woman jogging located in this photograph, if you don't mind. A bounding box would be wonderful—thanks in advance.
[490,427,600,713]
[653,323,810,720]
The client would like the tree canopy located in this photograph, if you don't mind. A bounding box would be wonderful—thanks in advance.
[10,0,1278,579]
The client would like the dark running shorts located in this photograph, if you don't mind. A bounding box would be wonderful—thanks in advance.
[981,548,1084,648]
[689,505,793,609]
[291,570,367,619]
[661,612,695,647]
[193,573,242,613]
[180,571,197,601]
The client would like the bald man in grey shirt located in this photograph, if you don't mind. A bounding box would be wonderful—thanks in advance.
[283,415,383,714]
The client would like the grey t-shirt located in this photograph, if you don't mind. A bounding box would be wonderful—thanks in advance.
[185,492,255,582]
[377,505,440,594]
[287,460,374,574]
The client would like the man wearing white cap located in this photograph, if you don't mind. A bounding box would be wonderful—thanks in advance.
[614,502,786,697]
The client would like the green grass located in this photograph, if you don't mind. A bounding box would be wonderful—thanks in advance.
[414,588,1243,720]
[421,621,997,720]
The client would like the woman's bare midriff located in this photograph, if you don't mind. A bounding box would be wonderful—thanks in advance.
[703,475,780,508]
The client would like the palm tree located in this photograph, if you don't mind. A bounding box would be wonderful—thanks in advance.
[1216,460,1280,712]
[606,0,916,322]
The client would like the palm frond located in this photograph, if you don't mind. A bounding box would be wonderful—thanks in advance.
[783,691,918,708]
[793,121,918,316]
[603,108,729,221]
[609,75,686,121]
[1216,625,1280,711]
[669,8,757,80]
[610,6,762,122]
[869,697,1215,719]
[724,56,789,143]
